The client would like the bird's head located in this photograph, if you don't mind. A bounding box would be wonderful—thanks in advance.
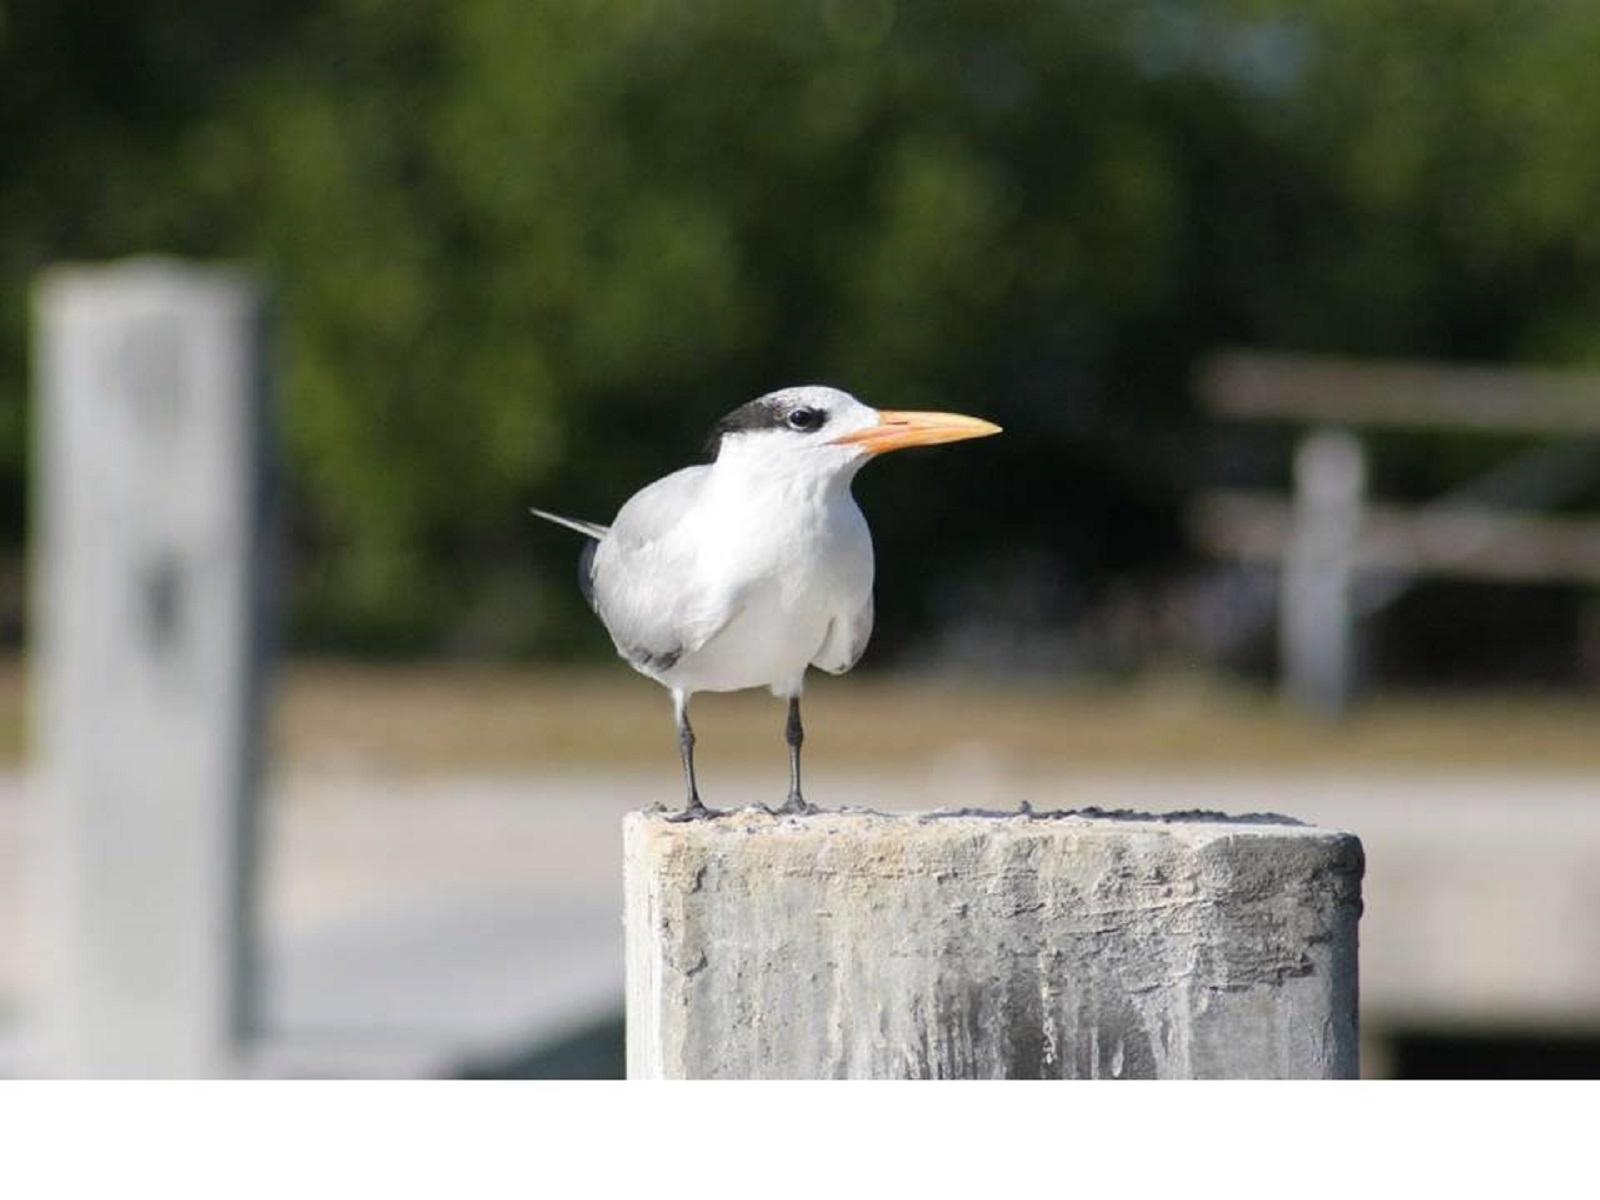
[706,386,1001,484]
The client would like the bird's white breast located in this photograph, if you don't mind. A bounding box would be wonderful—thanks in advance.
[658,472,872,697]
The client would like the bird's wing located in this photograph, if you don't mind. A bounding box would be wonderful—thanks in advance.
[607,466,707,546]
[589,466,738,672]
[812,590,874,675]
[812,505,875,675]
[577,539,599,609]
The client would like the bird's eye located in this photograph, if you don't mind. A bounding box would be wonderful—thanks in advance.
[786,408,826,432]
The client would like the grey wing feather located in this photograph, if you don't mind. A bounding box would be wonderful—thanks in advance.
[813,592,874,675]
[577,539,599,610]
[605,466,708,546]
[811,500,875,675]
[587,467,734,672]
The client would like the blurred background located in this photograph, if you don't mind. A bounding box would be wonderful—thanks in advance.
[4,0,1600,1078]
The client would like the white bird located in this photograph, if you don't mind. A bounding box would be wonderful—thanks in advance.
[532,385,1001,818]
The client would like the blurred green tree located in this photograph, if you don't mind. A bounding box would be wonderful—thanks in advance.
[3,0,1600,658]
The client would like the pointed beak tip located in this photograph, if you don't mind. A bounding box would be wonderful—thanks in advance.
[834,410,1004,453]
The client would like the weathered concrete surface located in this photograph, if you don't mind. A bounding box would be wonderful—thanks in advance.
[625,808,1362,1079]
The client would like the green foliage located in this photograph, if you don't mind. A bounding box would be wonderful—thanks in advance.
[4,1,1600,654]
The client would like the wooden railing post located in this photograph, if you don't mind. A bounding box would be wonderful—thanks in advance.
[625,810,1363,1079]
[1282,428,1366,717]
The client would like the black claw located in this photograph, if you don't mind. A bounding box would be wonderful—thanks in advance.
[770,794,816,817]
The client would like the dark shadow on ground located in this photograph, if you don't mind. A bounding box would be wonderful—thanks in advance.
[457,1014,626,1080]
[1390,1031,1600,1079]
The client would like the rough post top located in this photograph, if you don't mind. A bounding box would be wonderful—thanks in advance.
[625,803,1364,1079]
[625,805,1362,855]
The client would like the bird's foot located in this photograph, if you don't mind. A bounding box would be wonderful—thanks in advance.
[665,797,718,822]
[770,793,816,817]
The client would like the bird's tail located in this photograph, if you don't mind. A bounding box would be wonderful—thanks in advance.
[529,507,609,540]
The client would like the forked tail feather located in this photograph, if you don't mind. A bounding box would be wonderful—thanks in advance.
[529,507,609,540]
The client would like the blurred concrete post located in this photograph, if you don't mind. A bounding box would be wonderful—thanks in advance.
[30,260,275,1077]
[625,811,1363,1079]
[1282,428,1366,717]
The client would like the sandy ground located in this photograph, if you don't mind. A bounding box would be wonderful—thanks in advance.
[7,658,1600,773]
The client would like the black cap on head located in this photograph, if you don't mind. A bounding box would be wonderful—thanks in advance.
[704,388,838,458]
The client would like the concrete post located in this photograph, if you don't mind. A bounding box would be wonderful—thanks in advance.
[625,810,1363,1079]
[1282,428,1366,717]
[30,259,275,1077]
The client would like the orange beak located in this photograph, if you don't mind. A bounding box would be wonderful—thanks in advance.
[831,410,1003,454]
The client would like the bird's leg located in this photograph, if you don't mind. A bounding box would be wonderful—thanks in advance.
[773,695,814,815]
[666,690,713,821]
